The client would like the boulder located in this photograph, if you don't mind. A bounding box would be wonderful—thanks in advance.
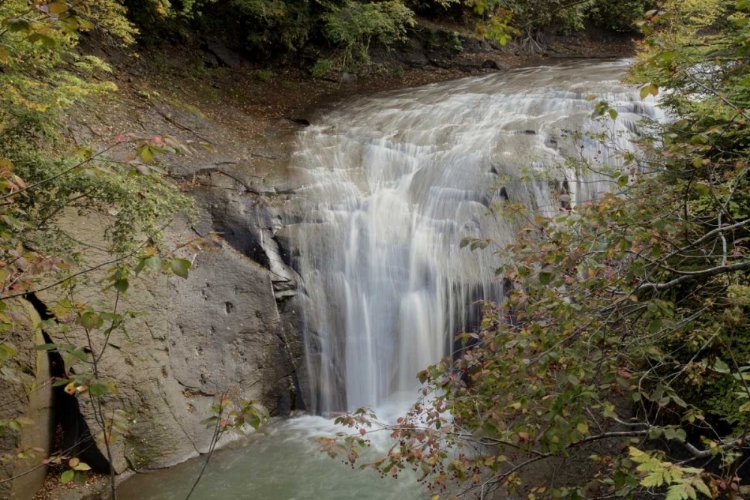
[481,59,504,70]
[202,40,244,68]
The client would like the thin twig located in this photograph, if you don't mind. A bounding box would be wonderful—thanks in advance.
[185,394,227,500]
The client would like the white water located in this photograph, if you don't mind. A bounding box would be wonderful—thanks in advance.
[292,59,659,413]
[121,60,662,500]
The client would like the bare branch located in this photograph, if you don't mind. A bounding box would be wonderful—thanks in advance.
[638,260,750,292]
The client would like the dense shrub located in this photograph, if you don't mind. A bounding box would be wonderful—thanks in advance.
[123,0,650,67]
[589,0,654,31]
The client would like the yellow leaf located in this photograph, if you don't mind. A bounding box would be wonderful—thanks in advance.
[48,3,69,14]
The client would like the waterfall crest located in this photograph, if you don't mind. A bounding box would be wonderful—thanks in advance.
[291,60,660,413]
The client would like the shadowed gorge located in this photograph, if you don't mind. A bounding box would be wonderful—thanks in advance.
[3,0,747,497]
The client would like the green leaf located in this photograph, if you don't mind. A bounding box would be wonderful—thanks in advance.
[27,33,55,48]
[114,279,129,293]
[51,299,72,317]
[593,101,609,117]
[35,343,58,351]
[15,416,33,426]
[647,319,661,333]
[690,135,708,145]
[539,272,552,285]
[88,383,109,397]
[135,256,161,276]
[674,428,687,442]
[694,182,710,197]
[170,258,192,279]
[671,395,687,408]
[4,19,32,34]
[80,312,102,330]
[74,16,94,30]
[694,479,711,497]
[648,427,662,439]
[68,349,88,362]
[60,470,75,484]
[201,416,219,427]
[138,145,154,164]
[712,359,731,374]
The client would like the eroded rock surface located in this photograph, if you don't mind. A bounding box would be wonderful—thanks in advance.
[7,81,313,490]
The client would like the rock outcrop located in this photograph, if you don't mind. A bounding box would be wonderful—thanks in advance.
[0,303,54,500]
[0,75,312,500]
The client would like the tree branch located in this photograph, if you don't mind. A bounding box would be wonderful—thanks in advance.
[638,260,750,292]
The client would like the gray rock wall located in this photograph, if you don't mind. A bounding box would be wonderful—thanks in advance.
[0,303,53,500]
[1,82,313,498]
[31,180,306,476]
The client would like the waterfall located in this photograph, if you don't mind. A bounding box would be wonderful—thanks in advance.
[291,60,660,413]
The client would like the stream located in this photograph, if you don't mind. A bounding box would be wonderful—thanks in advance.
[117,410,422,500]
[119,59,659,499]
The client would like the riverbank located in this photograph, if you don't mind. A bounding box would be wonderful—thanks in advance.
[108,21,638,132]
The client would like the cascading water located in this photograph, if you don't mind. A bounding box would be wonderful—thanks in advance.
[121,60,662,500]
[292,59,660,414]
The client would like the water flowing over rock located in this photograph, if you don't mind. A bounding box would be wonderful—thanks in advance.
[290,60,661,413]
[118,60,664,500]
